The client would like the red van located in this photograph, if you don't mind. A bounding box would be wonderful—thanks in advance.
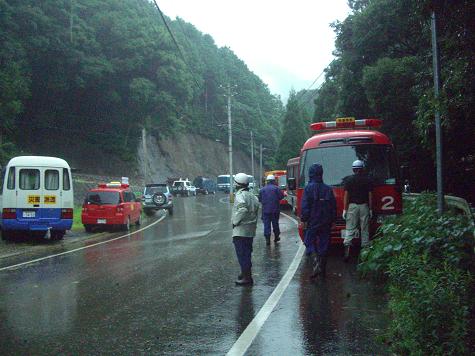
[82,182,142,232]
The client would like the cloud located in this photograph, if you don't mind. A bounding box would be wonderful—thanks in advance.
[159,0,350,100]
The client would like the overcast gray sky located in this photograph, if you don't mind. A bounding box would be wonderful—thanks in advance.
[158,0,351,102]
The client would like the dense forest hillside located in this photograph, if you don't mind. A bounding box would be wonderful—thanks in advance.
[276,0,474,202]
[0,0,284,171]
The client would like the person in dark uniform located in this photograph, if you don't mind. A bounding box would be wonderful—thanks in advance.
[258,175,284,246]
[301,163,336,278]
[342,159,373,261]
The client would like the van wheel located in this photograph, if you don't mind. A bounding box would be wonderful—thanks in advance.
[1,229,13,241]
[122,217,130,231]
[51,230,65,241]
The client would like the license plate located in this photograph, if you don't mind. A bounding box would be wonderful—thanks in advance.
[97,219,106,224]
[23,211,35,218]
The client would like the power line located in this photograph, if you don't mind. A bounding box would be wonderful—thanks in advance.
[152,0,202,90]
[295,59,336,112]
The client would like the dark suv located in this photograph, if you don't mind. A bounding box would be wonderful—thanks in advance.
[142,184,173,216]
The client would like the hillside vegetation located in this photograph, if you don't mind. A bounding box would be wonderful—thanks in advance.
[275,0,475,203]
[0,0,283,170]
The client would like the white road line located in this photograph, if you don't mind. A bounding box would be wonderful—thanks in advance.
[227,212,304,356]
[0,215,166,272]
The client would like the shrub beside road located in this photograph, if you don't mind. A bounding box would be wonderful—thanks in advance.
[359,193,475,355]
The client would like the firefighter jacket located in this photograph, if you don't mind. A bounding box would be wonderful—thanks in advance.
[258,183,284,215]
[232,187,259,238]
[301,163,337,228]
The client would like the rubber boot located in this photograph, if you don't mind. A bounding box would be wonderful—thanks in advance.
[274,234,280,243]
[235,269,253,286]
[310,254,321,278]
[343,245,350,262]
[265,236,270,246]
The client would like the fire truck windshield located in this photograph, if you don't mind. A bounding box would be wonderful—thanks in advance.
[300,144,398,187]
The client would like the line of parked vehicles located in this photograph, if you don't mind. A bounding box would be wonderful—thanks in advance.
[0,156,227,240]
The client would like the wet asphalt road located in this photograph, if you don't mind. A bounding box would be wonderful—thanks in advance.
[0,194,389,355]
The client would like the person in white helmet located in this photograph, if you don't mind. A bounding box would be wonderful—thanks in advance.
[232,173,259,285]
[342,159,373,261]
[258,174,284,245]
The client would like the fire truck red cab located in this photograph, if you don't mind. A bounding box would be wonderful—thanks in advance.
[291,117,402,245]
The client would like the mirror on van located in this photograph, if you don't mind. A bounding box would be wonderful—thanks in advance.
[287,177,296,191]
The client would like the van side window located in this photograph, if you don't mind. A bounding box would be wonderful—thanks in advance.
[0,167,5,193]
[45,170,60,190]
[63,169,71,191]
[20,169,40,190]
[7,167,15,190]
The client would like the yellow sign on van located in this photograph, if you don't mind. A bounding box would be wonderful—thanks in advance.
[44,196,56,204]
[27,195,40,204]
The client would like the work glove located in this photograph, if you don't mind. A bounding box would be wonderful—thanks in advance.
[342,210,347,220]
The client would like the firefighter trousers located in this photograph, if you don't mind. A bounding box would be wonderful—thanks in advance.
[344,203,369,247]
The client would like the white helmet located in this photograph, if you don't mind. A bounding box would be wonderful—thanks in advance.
[352,160,365,169]
[234,173,249,185]
[266,174,275,181]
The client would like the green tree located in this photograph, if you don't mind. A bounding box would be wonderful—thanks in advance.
[274,91,308,168]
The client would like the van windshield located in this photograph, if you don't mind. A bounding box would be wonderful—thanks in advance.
[145,186,168,195]
[86,191,120,205]
[300,144,398,187]
[217,176,229,184]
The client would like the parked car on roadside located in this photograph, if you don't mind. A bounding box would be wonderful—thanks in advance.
[171,179,195,197]
[81,182,141,232]
[142,183,173,215]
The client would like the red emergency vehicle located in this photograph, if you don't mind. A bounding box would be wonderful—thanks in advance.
[82,182,142,232]
[289,117,402,244]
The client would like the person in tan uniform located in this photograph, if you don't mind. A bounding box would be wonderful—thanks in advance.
[342,160,373,261]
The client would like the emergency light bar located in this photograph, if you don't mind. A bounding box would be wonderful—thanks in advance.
[310,117,382,131]
[98,182,130,188]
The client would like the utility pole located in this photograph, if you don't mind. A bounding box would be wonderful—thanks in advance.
[251,131,255,193]
[70,0,74,43]
[431,9,444,215]
[227,87,233,201]
[219,84,236,202]
[142,128,147,183]
[259,144,263,188]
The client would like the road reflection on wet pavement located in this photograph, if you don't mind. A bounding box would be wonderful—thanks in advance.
[0,194,388,355]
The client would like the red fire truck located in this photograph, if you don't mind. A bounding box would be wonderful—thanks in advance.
[288,117,402,245]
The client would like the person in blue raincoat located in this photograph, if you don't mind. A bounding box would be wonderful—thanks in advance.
[258,175,285,245]
[300,163,336,278]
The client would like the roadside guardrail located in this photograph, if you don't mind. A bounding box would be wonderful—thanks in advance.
[403,193,475,224]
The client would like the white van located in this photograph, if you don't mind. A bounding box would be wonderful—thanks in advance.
[0,156,74,240]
